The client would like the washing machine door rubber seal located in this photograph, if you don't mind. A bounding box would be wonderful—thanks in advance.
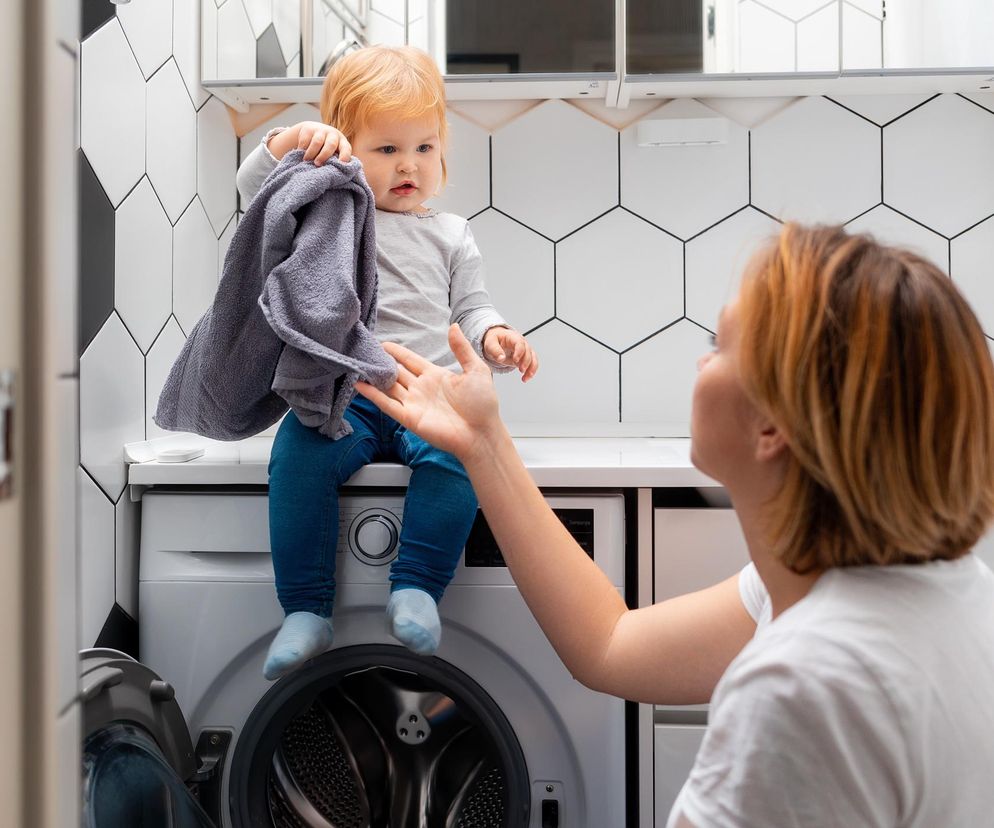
[79,648,214,828]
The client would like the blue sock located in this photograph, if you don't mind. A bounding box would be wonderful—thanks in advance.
[387,589,441,656]
[263,611,334,681]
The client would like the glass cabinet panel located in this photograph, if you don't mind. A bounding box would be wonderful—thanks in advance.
[206,0,616,82]
[445,0,615,74]
[842,0,994,71]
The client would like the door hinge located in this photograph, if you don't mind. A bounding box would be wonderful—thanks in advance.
[0,371,13,500]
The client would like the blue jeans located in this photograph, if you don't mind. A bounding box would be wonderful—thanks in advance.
[267,396,478,616]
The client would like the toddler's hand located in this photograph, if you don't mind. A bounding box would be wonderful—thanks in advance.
[483,327,539,382]
[269,121,352,165]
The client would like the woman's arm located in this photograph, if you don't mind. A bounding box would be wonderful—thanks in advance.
[357,325,755,704]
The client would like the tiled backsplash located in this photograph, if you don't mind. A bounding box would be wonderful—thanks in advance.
[76,0,994,645]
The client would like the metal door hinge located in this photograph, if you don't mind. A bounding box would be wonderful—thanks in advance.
[0,371,13,500]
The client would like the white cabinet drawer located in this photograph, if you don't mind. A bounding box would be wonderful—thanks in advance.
[653,723,706,826]
[653,508,750,601]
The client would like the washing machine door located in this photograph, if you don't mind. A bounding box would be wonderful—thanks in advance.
[80,648,215,828]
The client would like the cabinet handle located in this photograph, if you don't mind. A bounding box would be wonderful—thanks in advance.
[0,370,13,500]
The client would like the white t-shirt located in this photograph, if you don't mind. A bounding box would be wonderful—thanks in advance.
[667,554,994,828]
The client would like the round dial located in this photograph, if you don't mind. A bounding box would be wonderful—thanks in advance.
[348,509,401,565]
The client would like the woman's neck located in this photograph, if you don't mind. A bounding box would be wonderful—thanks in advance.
[732,492,822,619]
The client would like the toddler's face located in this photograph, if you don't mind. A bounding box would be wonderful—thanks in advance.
[351,113,443,213]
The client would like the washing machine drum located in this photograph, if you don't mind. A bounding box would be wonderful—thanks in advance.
[231,645,531,827]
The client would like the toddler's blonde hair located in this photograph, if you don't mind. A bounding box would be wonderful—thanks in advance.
[320,45,448,185]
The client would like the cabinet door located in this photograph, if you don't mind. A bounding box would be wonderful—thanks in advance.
[651,507,748,825]
[654,508,749,602]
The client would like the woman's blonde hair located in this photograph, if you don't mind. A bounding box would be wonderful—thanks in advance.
[738,222,994,571]
[320,45,448,185]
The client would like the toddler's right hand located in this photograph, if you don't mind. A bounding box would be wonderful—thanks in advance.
[269,121,352,165]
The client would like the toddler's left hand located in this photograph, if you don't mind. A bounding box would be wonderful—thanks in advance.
[483,327,539,382]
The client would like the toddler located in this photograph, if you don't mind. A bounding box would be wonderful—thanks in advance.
[235,46,538,680]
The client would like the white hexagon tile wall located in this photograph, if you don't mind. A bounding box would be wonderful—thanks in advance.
[79,0,994,646]
[78,1,237,653]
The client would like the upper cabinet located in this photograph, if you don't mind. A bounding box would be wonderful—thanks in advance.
[202,0,994,109]
[623,0,994,100]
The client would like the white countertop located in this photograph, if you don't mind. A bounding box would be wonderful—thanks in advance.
[126,435,719,489]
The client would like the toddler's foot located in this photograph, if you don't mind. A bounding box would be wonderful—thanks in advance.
[387,589,441,656]
[263,611,334,681]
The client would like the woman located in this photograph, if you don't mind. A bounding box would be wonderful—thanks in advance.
[357,223,994,827]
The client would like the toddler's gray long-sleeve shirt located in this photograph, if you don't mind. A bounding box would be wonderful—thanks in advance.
[237,134,512,374]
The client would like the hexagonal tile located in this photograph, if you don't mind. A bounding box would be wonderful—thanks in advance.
[797,3,839,72]
[322,11,346,66]
[218,0,256,79]
[829,93,933,126]
[273,0,301,66]
[242,0,273,37]
[198,96,238,235]
[219,213,239,277]
[115,491,141,618]
[80,19,145,207]
[81,314,145,500]
[492,100,618,241]
[951,215,994,336]
[408,10,429,52]
[115,178,173,352]
[846,0,882,17]
[79,469,116,648]
[845,205,948,272]
[557,209,683,351]
[841,3,882,70]
[961,91,994,115]
[286,52,300,78]
[686,208,781,333]
[239,102,321,165]
[737,2,795,73]
[311,8,328,73]
[621,320,713,434]
[884,94,994,237]
[621,99,749,240]
[79,151,116,355]
[427,110,490,219]
[497,321,619,429]
[752,97,880,223]
[758,0,836,21]
[197,0,218,92]
[116,0,172,79]
[257,24,287,78]
[146,317,188,438]
[147,59,198,223]
[173,198,220,334]
[371,0,405,24]
[469,210,554,333]
[83,2,115,40]
[368,9,405,47]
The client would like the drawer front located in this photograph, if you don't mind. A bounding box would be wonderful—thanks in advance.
[653,723,706,826]
[653,508,750,602]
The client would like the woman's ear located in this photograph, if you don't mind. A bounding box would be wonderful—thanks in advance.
[755,421,788,463]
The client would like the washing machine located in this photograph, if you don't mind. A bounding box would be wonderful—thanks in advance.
[80,488,628,827]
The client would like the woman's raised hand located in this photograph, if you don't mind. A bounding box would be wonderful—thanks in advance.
[356,324,503,463]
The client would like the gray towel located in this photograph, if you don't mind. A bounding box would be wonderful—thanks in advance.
[154,149,397,441]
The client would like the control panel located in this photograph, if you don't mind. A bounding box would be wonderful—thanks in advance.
[464,509,595,567]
